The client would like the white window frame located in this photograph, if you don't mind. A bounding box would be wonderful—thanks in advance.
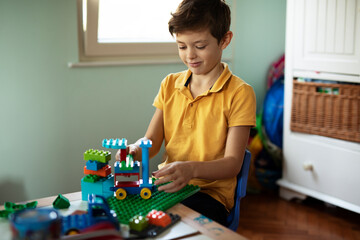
[72,0,234,67]
[76,0,180,65]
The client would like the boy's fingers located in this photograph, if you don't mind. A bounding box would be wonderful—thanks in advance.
[157,181,175,192]
[154,175,172,186]
[152,169,162,178]
[153,166,173,178]
[157,182,172,192]
[128,144,141,157]
[128,146,135,154]
[158,181,185,193]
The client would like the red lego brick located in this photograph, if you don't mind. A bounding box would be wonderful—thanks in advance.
[120,149,127,162]
[146,210,171,228]
[114,181,140,188]
[84,165,111,177]
[115,172,140,177]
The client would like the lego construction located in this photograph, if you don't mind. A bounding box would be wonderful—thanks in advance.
[81,138,200,232]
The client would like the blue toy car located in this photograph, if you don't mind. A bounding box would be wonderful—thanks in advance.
[62,194,119,235]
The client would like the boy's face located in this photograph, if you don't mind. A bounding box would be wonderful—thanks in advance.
[175,29,227,76]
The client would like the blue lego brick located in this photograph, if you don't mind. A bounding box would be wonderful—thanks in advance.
[139,183,153,188]
[139,139,152,186]
[103,176,115,196]
[139,139,152,148]
[86,160,107,171]
[102,138,127,149]
[82,182,102,201]
[82,184,113,201]
[81,175,114,201]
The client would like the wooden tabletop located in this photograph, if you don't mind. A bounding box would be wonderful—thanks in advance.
[1,192,247,240]
[169,203,247,240]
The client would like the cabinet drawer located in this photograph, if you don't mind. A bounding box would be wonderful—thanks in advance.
[283,134,360,206]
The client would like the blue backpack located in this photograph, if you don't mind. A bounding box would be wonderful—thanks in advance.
[262,77,284,148]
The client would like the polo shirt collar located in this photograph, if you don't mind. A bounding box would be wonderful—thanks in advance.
[175,62,232,95]
[209,63,232,93]
[175,70,192,89]
[175,70,193,100]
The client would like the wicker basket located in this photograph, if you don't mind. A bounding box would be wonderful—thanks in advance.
[290,79,360,143]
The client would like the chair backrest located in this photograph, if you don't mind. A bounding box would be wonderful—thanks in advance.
[226,149,252,231]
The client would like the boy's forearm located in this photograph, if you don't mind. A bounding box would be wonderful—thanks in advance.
[191,156,243,180]
[147,135,163,159]
[190,126,250,180]
[143,108,164,160]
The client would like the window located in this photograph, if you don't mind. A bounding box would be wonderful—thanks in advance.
[77,0,182,64]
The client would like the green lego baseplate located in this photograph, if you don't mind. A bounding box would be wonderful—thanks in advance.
[107,184,200,224]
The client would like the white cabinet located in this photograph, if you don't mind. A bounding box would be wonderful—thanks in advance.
[293,0,360,76]
[278,0,360,213]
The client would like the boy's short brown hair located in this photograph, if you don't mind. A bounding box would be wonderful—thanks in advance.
[168,0,231,43]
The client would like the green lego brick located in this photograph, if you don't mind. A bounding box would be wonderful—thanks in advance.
[25,201,38,209]
[0,201,38,219]
[4,201,37,212]
[119,154,133,170]
[83,174,102,183]
[5,202,24,212]
[84,149,111,163]
[53,194,70,209]
[107,184,200,224]
[129,215,149,232]
[0,210,10,218]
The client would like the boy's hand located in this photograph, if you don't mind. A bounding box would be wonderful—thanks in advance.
[153,161,194,193]
[115,144,140,161]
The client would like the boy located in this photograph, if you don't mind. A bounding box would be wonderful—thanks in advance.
[118,0,256,226]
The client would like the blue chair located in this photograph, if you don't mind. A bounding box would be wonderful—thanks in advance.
[226,149,252,231]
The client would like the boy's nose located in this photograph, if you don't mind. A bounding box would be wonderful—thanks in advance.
[187,48,196,59]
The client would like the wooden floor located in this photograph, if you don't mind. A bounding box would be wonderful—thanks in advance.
[237,192,360,240]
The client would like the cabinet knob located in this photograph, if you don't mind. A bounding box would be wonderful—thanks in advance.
[303,162,313,171]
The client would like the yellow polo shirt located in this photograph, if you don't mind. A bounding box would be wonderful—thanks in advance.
[153,63,256,211]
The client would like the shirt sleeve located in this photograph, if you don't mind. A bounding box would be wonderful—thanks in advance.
[153,76,168,110]
[228,83,257,127]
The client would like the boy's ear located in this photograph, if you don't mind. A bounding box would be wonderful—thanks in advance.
[220,31,233,49]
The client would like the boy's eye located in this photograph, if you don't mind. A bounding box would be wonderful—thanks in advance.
[196,46,206,50]
[178,46,186,50]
